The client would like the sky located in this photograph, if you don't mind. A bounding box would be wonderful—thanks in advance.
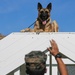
[0,0,75,35]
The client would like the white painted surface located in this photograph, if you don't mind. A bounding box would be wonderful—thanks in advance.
[52,67,57,75]
[14,69,20,75]
[52,56,75,64]
[45,66,49,75]
[0,32,75,75]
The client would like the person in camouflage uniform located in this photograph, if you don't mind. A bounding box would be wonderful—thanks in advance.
[25,39,68,75]
[25,51,47,75]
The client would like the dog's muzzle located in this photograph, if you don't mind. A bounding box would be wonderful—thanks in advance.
[41,14,48,21]
[40,12,49,25]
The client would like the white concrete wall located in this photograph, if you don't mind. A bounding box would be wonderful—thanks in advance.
[0,32,75,75]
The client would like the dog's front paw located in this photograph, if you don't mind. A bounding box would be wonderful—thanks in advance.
[38,29,43,32]
[35,29,43,32]
[21,28,30,32]
[20,29,25,32]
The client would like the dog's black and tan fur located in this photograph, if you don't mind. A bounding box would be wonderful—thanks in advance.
[21,2,58,32]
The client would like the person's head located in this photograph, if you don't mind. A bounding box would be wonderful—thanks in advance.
[25,51,47,75]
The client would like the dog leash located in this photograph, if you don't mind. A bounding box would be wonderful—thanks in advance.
[43,47,52,53]
[28,21,36,28]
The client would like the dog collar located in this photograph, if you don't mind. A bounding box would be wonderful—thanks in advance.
[37,17,51,25]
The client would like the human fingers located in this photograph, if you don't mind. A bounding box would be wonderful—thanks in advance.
[50,40,54,47]
[51,39,58,48]
[47,47,52,53]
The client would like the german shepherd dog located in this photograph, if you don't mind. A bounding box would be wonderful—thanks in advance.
[21,2,58,32]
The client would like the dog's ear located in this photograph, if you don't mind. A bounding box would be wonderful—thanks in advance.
[38,2,42,11]
[46,3,52,11]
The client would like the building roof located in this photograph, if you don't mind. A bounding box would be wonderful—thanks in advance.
[0,32,75,75]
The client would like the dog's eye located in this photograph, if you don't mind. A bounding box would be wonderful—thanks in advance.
[45,11,48,14]
[40,11,43,14]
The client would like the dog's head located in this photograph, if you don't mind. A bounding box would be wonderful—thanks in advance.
[37,2,52,25]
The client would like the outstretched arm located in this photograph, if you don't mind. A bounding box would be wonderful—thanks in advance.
[47,39,68,75]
